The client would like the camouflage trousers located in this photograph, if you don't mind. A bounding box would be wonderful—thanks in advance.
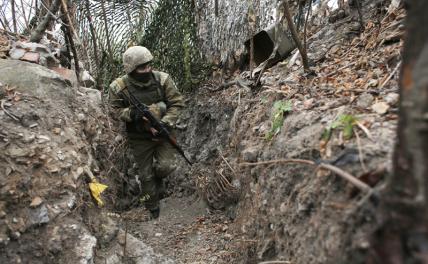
[128,137,176,211]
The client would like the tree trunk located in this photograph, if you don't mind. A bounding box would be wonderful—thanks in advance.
[84,0,99,75]
[11,0,17,33]
[370,1,428,263]
[29,0,60,42]
[60,0,80,80]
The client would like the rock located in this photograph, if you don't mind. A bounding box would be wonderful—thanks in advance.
[9,48,25,60]
[99,216,119,245]
[242,146,259,162]
[77,113,86,121]
[356,93,374,108]
[79,87,101,104]
[367,79,379,88]
[28,204,50,226]
[20,52,40,64]
[81,71,95,87]
[0,59,72,100]
[6,146,31,158]
[372,102,390,115]
[75,232,97,264]
[50,67,78,87]
[30,197,43,208]
[36,135,51,143]
[303,98,315,109]
[10,41,59,67]
[384,92,399,106]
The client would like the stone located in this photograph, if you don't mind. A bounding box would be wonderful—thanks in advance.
[99,216,119,245]
[20,52,40,64]
[9,48,25,60]
[6,146,31,158]
[12,41,59,67]
[36,135,51,143]
[367,79,379,87]
[79,87,101,104]
[303,98,315,109]
[0,59,72,100]
[384,92,399,106]
[50,67,78,87]
[30,196,43,208]
[242,146,259,162]
[75,232,97,264]
[28,204,50,226]
[372,102,390,115]
[81,71,95,87]
[356,93,374,109]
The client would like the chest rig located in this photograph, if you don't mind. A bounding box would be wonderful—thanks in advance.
[122,72,165,106]
[117,72,166,136]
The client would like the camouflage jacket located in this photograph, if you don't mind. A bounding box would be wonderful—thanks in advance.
[108,71,184,129]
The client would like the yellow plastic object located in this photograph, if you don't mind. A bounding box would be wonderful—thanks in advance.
[89,180,108,206]
[84,166,108,206]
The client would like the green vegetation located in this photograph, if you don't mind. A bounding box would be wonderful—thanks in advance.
[322,114,358,141]
[265,100,293,140]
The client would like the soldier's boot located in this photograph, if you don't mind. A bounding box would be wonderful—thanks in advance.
[141,178,160,219]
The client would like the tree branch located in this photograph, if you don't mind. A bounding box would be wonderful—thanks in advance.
[29,0,60,42]
[282,0,310,71]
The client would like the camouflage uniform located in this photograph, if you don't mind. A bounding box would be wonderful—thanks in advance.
[109,47,184,212]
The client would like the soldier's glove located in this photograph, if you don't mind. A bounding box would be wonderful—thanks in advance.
[148,104,161,120]
[148,102,167,121]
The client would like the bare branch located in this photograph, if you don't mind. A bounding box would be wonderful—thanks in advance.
[281,0,310,71]
[29,0,60,42]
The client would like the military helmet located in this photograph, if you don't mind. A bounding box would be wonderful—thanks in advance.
[123,46,154,74]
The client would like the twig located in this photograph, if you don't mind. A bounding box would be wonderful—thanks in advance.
[1,99,20,121]
[240,158,372,193]
[356,121,373,141]
[303,0,312,52]
[354,127,368,172]
[240,158,315,167]
[258,261,291,264]
[379,62,401,89]
[319,163,371,192]
[326,61,357,77]
[255,45,279,86]
[29,0,61,42]
[123,221,128,260]
[219,152,237,177]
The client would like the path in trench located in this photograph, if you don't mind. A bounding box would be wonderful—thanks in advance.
[123,195,239,263]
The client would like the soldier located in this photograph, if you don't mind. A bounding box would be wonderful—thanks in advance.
[108,46,184,219]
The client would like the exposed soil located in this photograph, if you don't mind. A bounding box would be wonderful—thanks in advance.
[0,2,405,264]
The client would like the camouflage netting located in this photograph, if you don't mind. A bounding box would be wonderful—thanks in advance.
[73,0,208,91]
[74,0,158,89]
[140,0,209,91]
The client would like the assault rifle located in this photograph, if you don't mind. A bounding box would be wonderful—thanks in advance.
[120,89,192,166]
